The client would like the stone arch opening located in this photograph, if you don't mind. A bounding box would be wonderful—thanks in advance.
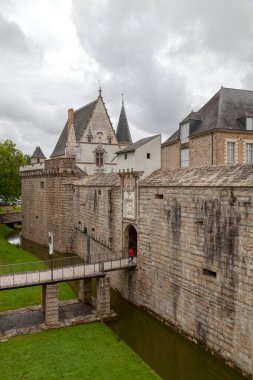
[124,224,137,257]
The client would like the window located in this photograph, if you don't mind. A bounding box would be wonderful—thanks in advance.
[124,153,127,159]
[227,142,235,163]
[181,148,189,167]
[246,117,253,130]
[40,181,44,189]
[180,123,189,144]
[147,153,151,159]
[96,152,103,166]
[246,143,253,163]
[87,136,92,143]
[108,137,112,144]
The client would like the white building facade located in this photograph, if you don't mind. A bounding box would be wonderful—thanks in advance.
[116,135,161,178]
[51,91,132,175]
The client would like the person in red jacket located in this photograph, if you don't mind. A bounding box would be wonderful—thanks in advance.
[129,247,134,263]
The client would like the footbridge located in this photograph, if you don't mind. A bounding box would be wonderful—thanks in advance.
[0,255,137,290]
[0,211,21,226]
[0,255,137,329]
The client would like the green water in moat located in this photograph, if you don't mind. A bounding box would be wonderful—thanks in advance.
[8,232,247,380]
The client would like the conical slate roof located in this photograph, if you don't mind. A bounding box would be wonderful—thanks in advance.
[31,146,46,159]
[116,103,132,145]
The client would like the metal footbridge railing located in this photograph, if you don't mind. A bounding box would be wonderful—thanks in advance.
[0,255,137,291]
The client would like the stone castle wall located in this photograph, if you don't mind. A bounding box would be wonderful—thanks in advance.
[21,158,79,252]
[73,174,123,262]
[109,180,253,376]
[20,161,253,376]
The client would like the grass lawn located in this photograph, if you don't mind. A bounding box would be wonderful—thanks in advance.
[0,225,75,311]
[0,323,160,380]
[0,225,160,379]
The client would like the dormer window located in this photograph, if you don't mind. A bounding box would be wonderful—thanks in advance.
[246,117,253,130]
[180,123,189,144]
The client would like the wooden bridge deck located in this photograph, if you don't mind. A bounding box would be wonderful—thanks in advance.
[0,257,136,290]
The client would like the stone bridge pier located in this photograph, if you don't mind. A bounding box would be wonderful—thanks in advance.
[42,276,111,326]
[42,284,59,326]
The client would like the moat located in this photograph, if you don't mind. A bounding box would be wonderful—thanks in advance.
[7,231,246,380]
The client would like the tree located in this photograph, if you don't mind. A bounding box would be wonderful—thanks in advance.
[24,154,31,165]
[0,139,26,201]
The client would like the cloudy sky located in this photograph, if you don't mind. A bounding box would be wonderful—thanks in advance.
[1,0,253,157]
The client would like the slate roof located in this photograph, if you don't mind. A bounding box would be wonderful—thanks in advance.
[116,104,132,144]
[141,164,253,187]
[74,173,120,187]
[51,99,98,158]
[116,135,160,154]
[163,87,253,145]
[31,146,46,159]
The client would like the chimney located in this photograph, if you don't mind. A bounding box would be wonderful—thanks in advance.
[65,108,76,157]
[68,108,74,138]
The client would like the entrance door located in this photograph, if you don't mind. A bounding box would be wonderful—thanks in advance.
[128,225,137,256]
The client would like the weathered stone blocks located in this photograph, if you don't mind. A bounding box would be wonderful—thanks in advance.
[42,284,59,326]
[96,277,110,318]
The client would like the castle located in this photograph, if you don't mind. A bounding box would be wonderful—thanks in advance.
[20,88,253,378]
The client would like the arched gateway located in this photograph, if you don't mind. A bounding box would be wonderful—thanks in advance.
[124,224,137,257]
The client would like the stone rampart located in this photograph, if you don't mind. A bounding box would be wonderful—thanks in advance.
[21,160,253,377]
[110,166,253,377]
[20,157,80,252]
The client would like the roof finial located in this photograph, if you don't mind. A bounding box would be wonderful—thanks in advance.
[122,93,124,106]
[98,80,102,97]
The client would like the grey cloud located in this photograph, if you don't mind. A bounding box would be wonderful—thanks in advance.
[71,0,253,140]
[1,0,253,157]
[0,12,42,64]
[71,0,191,138]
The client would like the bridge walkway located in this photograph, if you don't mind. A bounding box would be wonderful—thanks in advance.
[0,256,137,291]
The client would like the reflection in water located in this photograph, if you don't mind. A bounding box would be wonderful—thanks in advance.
[7,231,246,380]
[7,231,21,247]
[109,291,245,380]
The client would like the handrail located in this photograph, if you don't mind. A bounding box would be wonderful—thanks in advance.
[0,255,83,275]
[0,255,137,290]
